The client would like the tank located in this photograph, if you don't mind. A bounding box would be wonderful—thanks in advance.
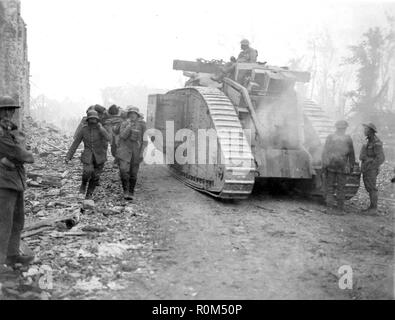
[147,59,361,200]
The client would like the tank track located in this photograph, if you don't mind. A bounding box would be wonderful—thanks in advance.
[303,99,335,144]
[168,87,256,199]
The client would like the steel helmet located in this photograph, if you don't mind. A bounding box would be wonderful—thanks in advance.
[363,123,377,133]
[86,110,100,120]
[0,96,20,109]
[126,106,140,115]
[108,104,120,115]
[240,39,250,46]
[335,120,348,129]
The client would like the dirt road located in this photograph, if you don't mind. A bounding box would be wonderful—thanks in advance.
[97,164,394,300]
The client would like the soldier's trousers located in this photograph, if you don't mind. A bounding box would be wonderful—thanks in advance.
[111,135,119,163]
[82,158,105,190]
[362,169,379,208]
[119,145,141,193]
[325,171,347,208]
[0,189,24,263]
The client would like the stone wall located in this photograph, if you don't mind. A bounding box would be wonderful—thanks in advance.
[0,0,30,125]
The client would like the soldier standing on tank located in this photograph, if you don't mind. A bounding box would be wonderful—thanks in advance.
[212,39,259,82]
[359,123,385,215]
[236,39,258,63]
[65,110,110,199]
[0,96,35,277]
[322,120,356,213]
[116,106,147,200]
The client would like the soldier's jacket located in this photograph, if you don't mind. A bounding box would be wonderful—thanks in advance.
[237,47,258,63]
[103,114,124,135]
[359,135,385,173]
[73,112,109,140]
[322,133,355,173]
[116,119,147,162]
[66,124,110,164]
[73,117,88,140]
[0,124,33,191]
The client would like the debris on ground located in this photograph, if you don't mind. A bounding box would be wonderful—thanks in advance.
[0,117,154,300]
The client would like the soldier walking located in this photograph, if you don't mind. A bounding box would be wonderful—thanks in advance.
[66,110,110,199]
[359,123,385,215]
[73,104,108,139]
[322,120,356,213]
[0,96,35,277]
[104,104,124,167]
[116,106,147,200]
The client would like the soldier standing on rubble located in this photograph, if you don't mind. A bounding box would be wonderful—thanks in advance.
[116,106,147,200]
[0,96,35,277]
[65,110,110,199]
[359,123,385,215]
[73,104,108,139]
[322,120,356,214]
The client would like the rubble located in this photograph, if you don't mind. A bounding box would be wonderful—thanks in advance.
[2,116,392,300]
[82,200,95,210]
[0,116,155,300]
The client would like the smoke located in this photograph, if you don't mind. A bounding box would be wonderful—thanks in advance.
[244,90,303,150]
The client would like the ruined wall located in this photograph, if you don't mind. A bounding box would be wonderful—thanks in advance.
[0,0,30,125]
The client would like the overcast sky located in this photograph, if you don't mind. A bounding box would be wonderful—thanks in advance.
[21,0,395,103]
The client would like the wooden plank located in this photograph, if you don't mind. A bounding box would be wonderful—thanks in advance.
[27,172,63,187]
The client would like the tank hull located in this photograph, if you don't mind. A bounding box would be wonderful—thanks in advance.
[147,86,361,200]
[147,87,256,199]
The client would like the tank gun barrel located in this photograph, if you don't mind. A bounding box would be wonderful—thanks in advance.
[173,59,224,74]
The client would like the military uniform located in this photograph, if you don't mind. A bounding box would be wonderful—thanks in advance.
[116,108,147,199]
[103,110,124,163]
[237,47,258,63]
[359,125,385,211]
[73,105,107,139]
[0,96,34,268]
[212,39,258,82]
[66,112,110,198]
[322,123,355,210]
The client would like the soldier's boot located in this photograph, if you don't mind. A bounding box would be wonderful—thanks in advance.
[324,194,336,214]
[79,175,89,194]
[79,182,87,194]
[129,178,137,197]
[0,264,17,280]
[336,200,345,215]
[85,180,96,200]
[6,254,34,267]
[367,191,378,215]
[362,192,376,212]
[121,177,133,200]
